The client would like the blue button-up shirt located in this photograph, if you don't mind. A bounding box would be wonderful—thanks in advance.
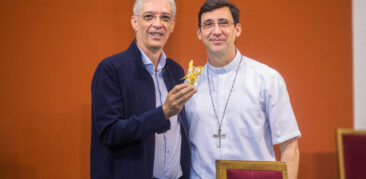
[138,45,182,179]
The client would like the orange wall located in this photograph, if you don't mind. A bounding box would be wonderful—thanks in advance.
[0,0,352,178]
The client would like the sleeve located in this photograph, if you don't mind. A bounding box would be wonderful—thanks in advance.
[265,71,301,145]
[91,59,170,148]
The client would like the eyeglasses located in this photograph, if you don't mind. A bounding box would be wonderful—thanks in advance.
[138,13,173,24]
[200,19,235,30]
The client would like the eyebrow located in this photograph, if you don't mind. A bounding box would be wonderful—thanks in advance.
[142,11,172,16]
[218,18,229,21]
[203,19,214,23]
[203,18,229,22]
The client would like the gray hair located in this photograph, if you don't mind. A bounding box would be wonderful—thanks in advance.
[133,0,176,18]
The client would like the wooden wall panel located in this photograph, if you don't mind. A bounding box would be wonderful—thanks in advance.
[0,0,352,178]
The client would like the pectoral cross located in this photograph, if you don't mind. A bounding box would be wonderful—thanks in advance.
[213,128,226,148]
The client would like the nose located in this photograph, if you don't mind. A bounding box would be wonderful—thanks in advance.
[152,17,163,28]
[212,23,222,35]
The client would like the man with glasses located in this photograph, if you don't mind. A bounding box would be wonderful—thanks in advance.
[91,0,195,178]
[185,0,301,178]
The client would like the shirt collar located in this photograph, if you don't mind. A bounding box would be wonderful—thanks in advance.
[207,49,242,74]
[136,43,167,73]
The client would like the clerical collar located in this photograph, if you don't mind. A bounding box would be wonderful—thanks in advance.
[207,49,242,74]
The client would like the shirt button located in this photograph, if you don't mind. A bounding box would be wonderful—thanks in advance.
[167,150,170,154]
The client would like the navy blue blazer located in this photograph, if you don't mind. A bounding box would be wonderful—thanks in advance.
[91,41,191,179]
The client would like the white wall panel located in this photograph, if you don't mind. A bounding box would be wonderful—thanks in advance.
[353,0,366,129]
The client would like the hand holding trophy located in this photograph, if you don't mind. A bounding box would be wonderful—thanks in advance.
[182,60,203,86]
[163,60,200,119]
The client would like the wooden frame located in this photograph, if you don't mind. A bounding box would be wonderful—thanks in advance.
[216,160,288,179]
[337,128,366,179]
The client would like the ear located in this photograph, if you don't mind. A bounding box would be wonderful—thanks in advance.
[235,23,242,37]
[196,27,202,40]
[131,15,138,32]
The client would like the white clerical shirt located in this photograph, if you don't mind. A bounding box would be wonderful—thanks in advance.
[185,50,301,179]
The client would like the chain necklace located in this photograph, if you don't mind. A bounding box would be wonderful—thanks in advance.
[208,56,242,148]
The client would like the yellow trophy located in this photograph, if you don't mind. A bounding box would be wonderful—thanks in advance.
[182,59,203,86]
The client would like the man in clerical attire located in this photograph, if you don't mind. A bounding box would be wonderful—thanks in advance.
[185,0,301,179]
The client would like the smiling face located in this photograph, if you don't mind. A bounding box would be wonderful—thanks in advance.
[197,6,241,57]
[131,0,175,52]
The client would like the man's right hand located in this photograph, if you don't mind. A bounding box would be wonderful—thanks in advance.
[162,83,197,119]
